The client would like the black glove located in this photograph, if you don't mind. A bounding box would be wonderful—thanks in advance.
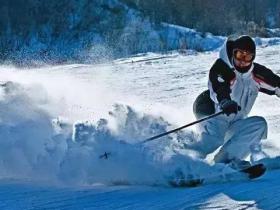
[219,99,240,116]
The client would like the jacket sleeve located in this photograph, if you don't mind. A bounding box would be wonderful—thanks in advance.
[252,63,280,95]
[208,58,236,103]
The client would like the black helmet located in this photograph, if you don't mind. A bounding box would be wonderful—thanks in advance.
[230,35,256,73]
[234,35,256,55]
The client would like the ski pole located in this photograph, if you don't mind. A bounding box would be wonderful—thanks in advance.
[100,111,224,159]
[139,111,224,144]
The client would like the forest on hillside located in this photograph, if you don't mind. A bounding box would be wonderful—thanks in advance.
[0,0,279,65]
[122,0,280,36]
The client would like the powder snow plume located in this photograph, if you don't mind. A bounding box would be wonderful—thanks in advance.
[0,80,223,186]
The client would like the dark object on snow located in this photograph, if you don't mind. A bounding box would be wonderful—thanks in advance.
[169,178,204,188]
[100,152,111,159]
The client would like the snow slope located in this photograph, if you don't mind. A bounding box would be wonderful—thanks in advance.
[0,44,280,209]
[1,170,280,209]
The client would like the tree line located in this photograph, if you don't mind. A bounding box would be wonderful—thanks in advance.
[0,0,279,65]
[121,0,280,36]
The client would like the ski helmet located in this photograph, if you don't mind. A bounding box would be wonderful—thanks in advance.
[233,35,256,57]
[232,35,256,72]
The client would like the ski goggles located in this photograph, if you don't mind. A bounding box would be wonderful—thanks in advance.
[233,49,254,63]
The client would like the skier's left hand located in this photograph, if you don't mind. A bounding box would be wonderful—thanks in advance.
[275,88,280,97]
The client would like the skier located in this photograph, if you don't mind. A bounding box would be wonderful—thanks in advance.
[191,35,280,169]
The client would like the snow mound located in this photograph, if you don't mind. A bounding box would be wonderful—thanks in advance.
[161,23,225,51]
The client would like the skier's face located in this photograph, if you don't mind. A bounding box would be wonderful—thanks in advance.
[233,49,254,68]
[234,58,252,68]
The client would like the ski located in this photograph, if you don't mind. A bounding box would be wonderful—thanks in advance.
[169,163,266,188]
[239,163,266,179]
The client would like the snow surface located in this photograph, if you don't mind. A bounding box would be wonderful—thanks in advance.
[0,44,280,209]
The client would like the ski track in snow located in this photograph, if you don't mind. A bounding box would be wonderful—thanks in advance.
[0,45,280,209]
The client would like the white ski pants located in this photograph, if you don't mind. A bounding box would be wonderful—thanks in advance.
[194,115,267,163]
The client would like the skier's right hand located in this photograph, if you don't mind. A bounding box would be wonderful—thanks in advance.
[219,99,240,116]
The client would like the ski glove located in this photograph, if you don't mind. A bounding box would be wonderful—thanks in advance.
[219,99,240,116]
[275,88,280,98]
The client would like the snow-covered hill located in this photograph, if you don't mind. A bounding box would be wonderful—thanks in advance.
[0,44,280,209]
